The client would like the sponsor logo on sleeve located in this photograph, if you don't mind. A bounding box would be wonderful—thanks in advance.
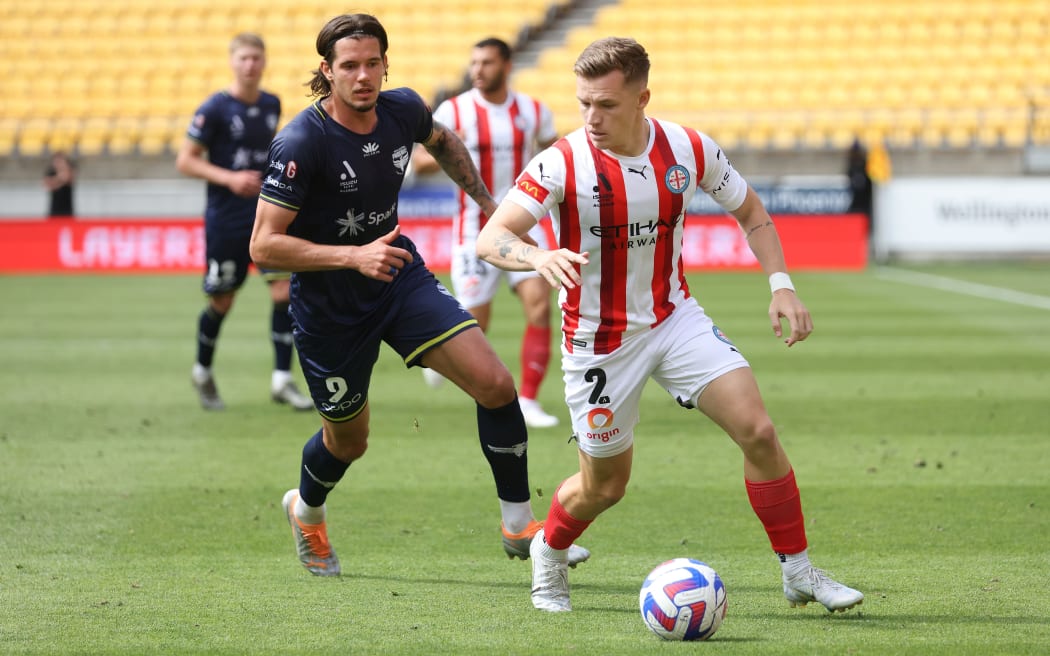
[516,172,549,203]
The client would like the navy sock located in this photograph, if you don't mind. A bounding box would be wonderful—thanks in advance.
[196,305,225,368]
[271,302,294,372]
[477,398,531,503]
[299,429,350,507]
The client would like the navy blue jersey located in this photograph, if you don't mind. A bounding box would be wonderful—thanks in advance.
[259,88,434,334]
[187,90,281,230]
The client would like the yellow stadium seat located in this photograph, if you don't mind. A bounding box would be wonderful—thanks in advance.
[77,118,113,156]
[108,117,143,155]
[17,118,53,157]
[4,0,1049,153]
[0,119,18,157]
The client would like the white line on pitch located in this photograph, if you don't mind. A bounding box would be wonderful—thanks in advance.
[874,266,1050,311]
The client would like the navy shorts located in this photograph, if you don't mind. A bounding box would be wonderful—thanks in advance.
[202,222,288,295]
[293,268,477,423]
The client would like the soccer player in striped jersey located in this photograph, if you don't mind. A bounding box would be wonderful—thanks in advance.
[477,37,863,614]
[177,33,311,412]
[249,14,588,578]
[412,38,561,429]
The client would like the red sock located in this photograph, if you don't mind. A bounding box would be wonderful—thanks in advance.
[519,324,551,400]
[745,469,808,555]
[544,488,592,550]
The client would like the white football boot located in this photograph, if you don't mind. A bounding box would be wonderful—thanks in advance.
[529,528,572,612]
[783,566,864,612]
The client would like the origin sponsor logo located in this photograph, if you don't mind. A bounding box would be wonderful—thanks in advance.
[585,407,618,440]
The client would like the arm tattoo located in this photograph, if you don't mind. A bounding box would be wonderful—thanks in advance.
[494,232,535,265]
[746,220,774,238]
[425,126,495,210]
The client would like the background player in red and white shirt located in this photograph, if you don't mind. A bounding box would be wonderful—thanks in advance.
[413,38,561,428]
[477,36,864,614]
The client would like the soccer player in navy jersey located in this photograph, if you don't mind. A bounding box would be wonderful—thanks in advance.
[249,13,588,577]
[177,33,311,412]
[478,37,863,613]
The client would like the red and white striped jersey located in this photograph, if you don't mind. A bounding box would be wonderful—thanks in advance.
[433,88,557,246]
[504,118,749,355]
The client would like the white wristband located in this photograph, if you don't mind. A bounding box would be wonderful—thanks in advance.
[769,272,795,293]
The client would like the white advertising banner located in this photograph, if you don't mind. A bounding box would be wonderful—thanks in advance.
[875,178,1050,257]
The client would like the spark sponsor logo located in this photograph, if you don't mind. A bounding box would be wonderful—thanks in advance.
[336,209,365,237]
[362,142,380,156]
[585,408,619,442]
[366,201,397,226]
[231,147,251,170]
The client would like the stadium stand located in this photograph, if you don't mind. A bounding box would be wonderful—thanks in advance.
[0,0,1047,158]
[511,0,1050,150]
[0,0,558,157]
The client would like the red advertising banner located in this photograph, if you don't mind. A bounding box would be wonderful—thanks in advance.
[0,215,867,274]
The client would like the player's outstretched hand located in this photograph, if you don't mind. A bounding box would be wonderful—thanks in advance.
[354,225,414,282]
[769,290,813,347]
[530,248,589,290]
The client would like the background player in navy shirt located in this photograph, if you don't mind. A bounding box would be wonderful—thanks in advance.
[177,32,311,412]
[250,13,588,577]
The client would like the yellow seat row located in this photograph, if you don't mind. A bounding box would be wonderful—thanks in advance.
[512,0,1050,149]
[0,0,559,156]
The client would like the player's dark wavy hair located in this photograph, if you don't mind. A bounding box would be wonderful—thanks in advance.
[473,37,512,62]
[308,13,389,98]
[574,36,650,86]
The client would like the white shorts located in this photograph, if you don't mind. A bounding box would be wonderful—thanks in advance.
[451,220,554,309]
[561,299,750,458]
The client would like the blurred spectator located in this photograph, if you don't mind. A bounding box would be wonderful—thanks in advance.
[845,138,872,218]
[866,138,892,185]
[43,151,75,217]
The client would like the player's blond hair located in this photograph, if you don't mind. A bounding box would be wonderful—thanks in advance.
[229,33,265,54]
[573,37,650,86]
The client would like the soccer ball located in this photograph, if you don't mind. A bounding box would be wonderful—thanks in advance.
[639,558,727,641]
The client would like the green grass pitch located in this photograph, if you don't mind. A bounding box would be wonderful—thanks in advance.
[1,263,1048,654]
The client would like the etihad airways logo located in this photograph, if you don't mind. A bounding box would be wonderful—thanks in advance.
[515,172,549,203]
